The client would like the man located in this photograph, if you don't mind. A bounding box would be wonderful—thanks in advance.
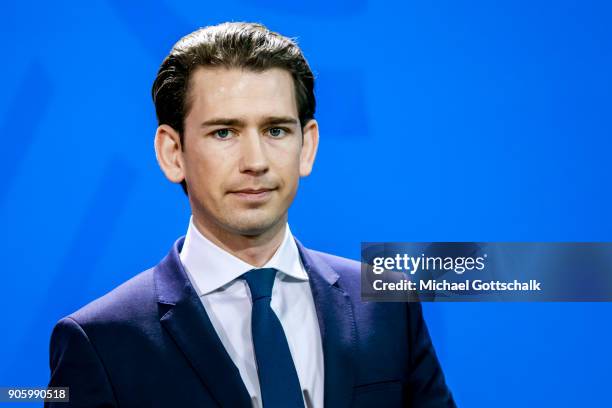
[47,22,456,407]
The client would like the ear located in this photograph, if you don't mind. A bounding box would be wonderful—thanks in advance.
[299,119,319,177]
[154,124,186,184]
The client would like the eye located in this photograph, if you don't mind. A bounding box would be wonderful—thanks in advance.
[213,129,234,139]
[267,127,287,138]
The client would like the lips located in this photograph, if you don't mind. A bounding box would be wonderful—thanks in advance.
[229,187,276,202]
[233,188,274,194]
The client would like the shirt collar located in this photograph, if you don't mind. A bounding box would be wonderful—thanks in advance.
[179,216,308,296]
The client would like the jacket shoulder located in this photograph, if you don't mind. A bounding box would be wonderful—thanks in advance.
[306,249,362,294]
[308,249,361,273]
[68,267,157,328]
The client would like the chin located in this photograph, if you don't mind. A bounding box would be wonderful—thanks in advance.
[237,222,277,236]
[226,214,284,237]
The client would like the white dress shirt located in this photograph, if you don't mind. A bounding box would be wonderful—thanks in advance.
[179,217,324,408]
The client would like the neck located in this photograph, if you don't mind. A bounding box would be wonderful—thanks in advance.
[191,215,287,267]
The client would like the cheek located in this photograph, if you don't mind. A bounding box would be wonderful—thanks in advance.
[271,140,302,174]
[184,146,229,192]
[276,161,302,193]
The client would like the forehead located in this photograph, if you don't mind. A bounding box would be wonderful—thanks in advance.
[186,66,298,120]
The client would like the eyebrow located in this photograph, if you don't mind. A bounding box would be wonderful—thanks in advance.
[200,116,299,128]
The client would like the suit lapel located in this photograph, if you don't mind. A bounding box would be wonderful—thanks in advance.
[295,239,357,408]
[155,238,251,407]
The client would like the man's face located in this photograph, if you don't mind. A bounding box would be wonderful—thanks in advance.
[175,67,317,237]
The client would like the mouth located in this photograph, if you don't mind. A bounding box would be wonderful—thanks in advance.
[229,188,276,202]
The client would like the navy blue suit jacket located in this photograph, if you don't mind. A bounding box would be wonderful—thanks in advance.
[47,238,456,407]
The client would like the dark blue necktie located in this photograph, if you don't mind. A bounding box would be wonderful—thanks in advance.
[242,268,304,408]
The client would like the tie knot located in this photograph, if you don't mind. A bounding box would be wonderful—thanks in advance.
[242,268,277,300]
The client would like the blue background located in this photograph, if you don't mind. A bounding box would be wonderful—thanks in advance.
[2,1,611,406]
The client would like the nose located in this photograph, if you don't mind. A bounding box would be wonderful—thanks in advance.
[238,131,269,175]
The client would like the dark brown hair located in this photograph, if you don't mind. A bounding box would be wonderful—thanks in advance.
[151,22,316,194]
